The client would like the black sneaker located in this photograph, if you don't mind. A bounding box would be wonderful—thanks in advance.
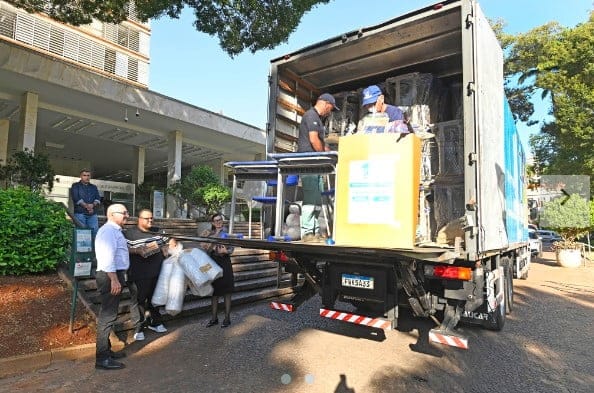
[109,350,126,359]
[206,318,218,327]
[221,318,231,328]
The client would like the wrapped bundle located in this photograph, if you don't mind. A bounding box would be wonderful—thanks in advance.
[187,279,214,297]
[151,258,173,306]
[165,261,186,316]
[189,248,223,282]
[178,248,223,288]
[152,242,184,306]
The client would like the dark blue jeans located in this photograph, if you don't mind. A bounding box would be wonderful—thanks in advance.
[95,270,124,361]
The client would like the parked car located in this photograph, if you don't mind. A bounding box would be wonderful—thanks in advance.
[528,230,542,257]
[536,230,562,243]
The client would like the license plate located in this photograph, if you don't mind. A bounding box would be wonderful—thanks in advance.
[341,274,374,289]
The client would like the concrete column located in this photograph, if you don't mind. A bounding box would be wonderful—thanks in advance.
[17,92,38,152]
[0,119,8,165]
[166,130,183,218]
[131,146,145,185]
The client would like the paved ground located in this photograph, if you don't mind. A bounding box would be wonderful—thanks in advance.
[1,251,592,393]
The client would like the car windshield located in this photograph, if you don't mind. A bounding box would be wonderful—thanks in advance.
[529,232,538,239]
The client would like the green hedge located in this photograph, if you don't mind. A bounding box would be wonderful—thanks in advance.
[0,187,72,275]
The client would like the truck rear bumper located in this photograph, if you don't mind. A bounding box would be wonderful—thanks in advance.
[320,308,392,330]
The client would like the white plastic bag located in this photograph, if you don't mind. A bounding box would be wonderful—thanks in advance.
[153,242,184,306]
[178,248,222,288]
[187,279,214,297]
[152,257,173,306]
[165,261,186,316]
[189,248,223,282]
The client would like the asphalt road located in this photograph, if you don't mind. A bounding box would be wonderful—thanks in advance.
[2,252,592,393]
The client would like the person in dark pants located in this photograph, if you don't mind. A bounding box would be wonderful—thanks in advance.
[125,209,169,341]
[201,213,235,328]
[94,203,130,370]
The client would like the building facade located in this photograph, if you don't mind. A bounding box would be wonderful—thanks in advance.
[0,1,265,217]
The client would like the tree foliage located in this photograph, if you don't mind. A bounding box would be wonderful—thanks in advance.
[540,194,591,243]
[7,0,330,57]
[166,165,230,218]
[0,149,56,192]
[501,12,594,183]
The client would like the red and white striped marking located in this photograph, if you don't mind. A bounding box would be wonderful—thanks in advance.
[428,329,469,350]
[319,308,392,330]
[270,302,294,312]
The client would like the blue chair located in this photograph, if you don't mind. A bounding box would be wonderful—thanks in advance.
[252,175,299,239]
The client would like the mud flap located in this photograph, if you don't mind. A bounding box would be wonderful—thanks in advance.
[428,328,469,349]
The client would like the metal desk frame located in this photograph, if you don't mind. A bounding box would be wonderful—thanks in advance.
[224,160,279,236]
[225,152,339,238]
[268,151,339,238]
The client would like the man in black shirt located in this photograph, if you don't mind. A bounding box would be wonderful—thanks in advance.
[297,93,339,241]
[125,209,169,340]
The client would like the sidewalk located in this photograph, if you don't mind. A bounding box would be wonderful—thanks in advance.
[0,341,125,379]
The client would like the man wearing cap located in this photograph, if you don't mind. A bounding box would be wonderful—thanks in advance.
[297,93,339,241]
[361,85,405,122]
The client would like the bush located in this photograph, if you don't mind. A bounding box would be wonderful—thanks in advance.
[0,187,72,275]
[540,194,591,248]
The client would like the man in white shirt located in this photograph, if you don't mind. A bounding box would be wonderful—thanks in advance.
[94,203,129,370]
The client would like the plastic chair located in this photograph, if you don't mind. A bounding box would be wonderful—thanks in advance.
[252,175,299,239]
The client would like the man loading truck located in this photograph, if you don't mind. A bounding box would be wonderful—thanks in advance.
[297,93,338,242]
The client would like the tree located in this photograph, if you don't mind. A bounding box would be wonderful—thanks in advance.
[0,149,56,192]
[501,12,594,187]
[166,165,230,218]
[7,0,330,57]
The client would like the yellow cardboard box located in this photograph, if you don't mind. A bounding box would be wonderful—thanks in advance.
[334,133,421,248]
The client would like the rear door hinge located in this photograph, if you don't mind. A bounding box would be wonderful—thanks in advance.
[466,10,474,29]
[466,81,475,96]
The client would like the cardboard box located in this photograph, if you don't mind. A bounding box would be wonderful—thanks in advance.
[334,133,421,248]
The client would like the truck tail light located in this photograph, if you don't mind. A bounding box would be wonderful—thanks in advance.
[270,250,289,262]
[425,265,472,281]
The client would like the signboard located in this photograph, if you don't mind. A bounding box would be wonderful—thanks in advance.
[75,229,93,252]
[70,228,94,278]
[73,260,92,277]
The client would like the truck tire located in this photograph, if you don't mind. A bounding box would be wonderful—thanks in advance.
[485,267,506,331]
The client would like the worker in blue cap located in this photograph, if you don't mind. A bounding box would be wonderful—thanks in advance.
[361,85,405,123]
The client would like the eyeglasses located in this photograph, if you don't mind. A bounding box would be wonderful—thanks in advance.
[113,211,129,216]
[140,217,153,220]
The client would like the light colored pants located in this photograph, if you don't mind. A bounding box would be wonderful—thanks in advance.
[74,213,98,237]
[300,175,323,237]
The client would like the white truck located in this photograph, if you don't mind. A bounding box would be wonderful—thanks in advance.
[186,0,531,350]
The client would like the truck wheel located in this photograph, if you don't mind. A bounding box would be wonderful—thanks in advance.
[486,268,506,331]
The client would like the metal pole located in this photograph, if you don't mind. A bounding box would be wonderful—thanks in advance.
[69,279,78,333]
